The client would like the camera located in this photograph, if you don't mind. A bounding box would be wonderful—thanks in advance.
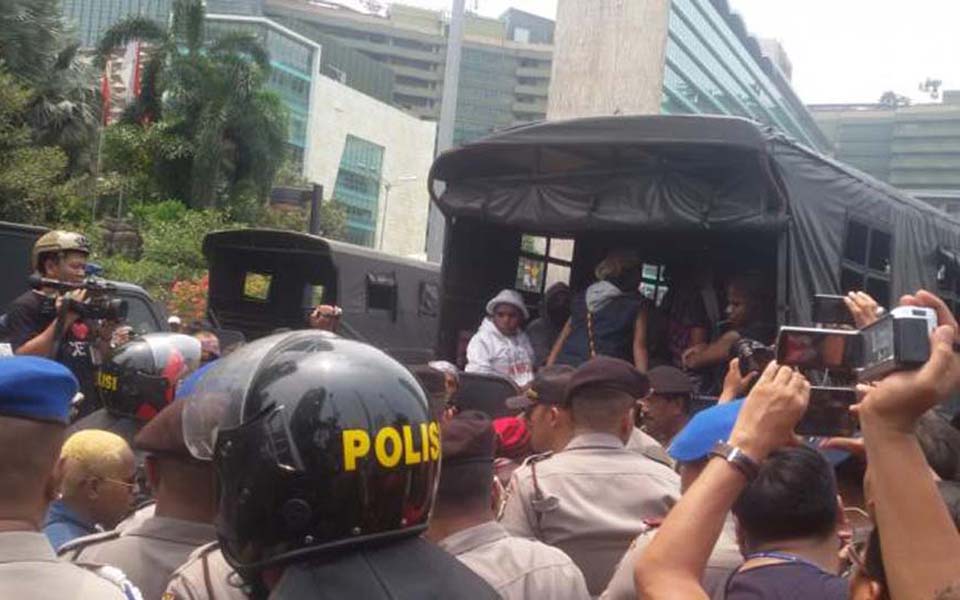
[732,338,775,377]
[29,274,128,322]
[776,306,937,382]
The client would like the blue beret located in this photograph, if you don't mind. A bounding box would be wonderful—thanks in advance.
[667,397,852,466]
[0,357,76,424]
[668,398,743,463]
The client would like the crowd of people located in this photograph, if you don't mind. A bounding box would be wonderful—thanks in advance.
[0,232,959,599]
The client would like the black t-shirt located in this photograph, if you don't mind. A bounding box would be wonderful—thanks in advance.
[4,290,99,417]
[723,562,849,600]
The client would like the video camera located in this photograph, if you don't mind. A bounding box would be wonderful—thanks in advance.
[775,305,937,381]
[29,274,128,322]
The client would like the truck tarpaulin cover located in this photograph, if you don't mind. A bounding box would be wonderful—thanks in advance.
[429,115,960,323]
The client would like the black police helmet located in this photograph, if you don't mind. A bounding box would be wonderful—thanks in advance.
[181,330,441,571]
[97,333,201,421]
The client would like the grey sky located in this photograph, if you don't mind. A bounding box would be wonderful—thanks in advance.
[392,0,959,106]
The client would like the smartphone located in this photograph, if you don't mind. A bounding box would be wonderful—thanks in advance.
[813,294,855,326]
[796,386,858,437]
[776,327,862,370]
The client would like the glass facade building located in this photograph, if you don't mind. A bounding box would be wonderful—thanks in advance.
[662,0,829,152]
[205,16,317,167]
[332,135,385,247]
[62,0,171,47]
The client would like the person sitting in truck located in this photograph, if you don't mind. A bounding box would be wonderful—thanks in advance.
[680,273,776,380]
[525,282,571,367]
[465,289,535,387]
[548,250,655,372]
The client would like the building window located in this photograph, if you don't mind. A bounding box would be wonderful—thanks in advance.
[840,219,892,308]
[333,135,385,248]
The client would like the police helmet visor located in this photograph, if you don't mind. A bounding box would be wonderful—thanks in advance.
[180,332,287,460]
[99,333,201,420]
[181,330,441,570]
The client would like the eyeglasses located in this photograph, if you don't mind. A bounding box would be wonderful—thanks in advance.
[98,476,138,494]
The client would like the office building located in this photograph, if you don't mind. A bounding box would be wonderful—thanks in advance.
[549,0,829,152]
[811,95,960,215]
[62,0,172,47]
[264,0,554,144]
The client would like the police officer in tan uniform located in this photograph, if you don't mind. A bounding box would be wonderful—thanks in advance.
[500,356,681,596]
[61,398,216,599]
[427,410,590,600]
[0,357,139,600]
[164,542,248,600]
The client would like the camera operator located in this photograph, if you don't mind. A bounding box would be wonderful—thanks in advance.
[3,231,112,417]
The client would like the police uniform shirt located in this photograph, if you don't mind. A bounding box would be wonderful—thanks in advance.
[270,535,499,599]
[438,520,590,600]
[0,530,135,600]
[499,432,680,596]
[163,543,249,600]
[61,515,216,600]
[600,516,742,600]
[625,427,675,469]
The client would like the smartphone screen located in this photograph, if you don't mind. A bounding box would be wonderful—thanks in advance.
[796,386,858,437]
[812,294,854,326]
[776,327,862,370]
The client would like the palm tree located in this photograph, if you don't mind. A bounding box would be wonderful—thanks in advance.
[97,0,288,209]
[0,0,100,174]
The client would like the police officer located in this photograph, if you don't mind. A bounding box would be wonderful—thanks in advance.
[3,230,109,416]
[499,356,681,596]
[70,333,201,452]
[426,410,590,599]
[177,330,498,598]
[0,356,139,599]
[61,398,217,599]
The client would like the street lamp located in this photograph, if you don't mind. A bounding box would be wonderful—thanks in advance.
[378,175,418,250]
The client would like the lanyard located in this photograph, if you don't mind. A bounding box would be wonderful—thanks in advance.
[743,551,830,575]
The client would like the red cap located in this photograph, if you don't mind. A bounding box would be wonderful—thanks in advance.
[493,416,531,460]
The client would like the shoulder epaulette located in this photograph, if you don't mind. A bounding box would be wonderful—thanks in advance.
[170,541,221,579]
[74,562,144,600]
[57,528,122,557]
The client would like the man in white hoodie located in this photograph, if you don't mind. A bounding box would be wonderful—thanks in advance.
[466,290,536,387]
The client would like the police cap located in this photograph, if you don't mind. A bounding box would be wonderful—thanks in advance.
[566,356,650,402]
[0,357,76,424]
[442,410,495,466]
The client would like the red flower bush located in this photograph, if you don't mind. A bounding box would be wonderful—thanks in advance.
[168,273,208,322]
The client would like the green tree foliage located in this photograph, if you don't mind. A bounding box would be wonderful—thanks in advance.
[0,67,72,223]
[0,0,100,173]
[97,0,289,209]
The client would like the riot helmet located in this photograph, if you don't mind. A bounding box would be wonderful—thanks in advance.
[97,333,201,421]
[181,330,441,571]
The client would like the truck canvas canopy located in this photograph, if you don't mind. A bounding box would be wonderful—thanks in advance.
[429,115,960,359]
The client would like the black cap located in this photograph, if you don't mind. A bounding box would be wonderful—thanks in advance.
[647,366,693,396]
[505,365,575,411]
[441,410,495,465]
[566,356,650,401]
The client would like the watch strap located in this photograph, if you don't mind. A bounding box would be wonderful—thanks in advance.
[709,441,760,482]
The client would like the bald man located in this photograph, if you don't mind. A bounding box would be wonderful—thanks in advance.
[43,429,136,550]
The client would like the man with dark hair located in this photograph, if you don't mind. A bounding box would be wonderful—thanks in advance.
[526,282,571,366]
[916,410,960,481]
[506,365,576,454]
[428,410,589,599]
[0,357,138,599]
[61,399,217,599]
[500,356,680,595]
[640,365,695,447]
[725,445,847,598]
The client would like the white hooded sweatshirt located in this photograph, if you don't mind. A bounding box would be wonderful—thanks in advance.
[465,318,535,387]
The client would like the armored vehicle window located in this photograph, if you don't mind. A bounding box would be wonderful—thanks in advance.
[243,272,272,302]
[367,272,397,317]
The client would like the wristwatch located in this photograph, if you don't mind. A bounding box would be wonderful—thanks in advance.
[709,441,760,482]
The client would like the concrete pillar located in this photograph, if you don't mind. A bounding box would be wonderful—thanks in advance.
[548,0,671,120]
